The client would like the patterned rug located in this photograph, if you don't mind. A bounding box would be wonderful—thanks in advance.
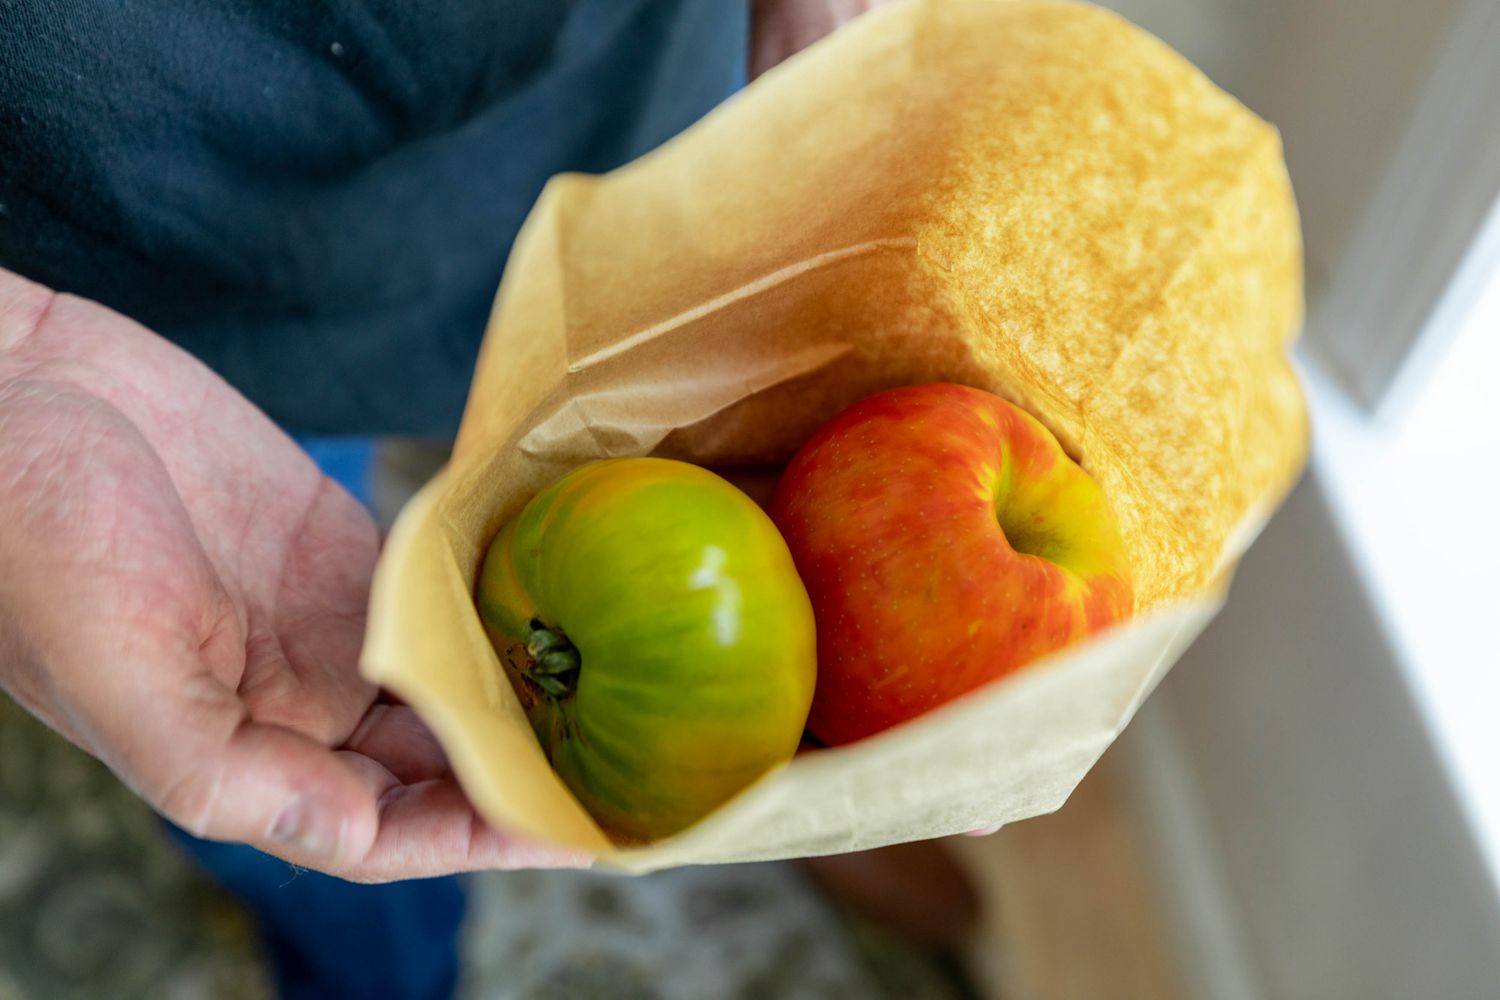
[0,695,974,999]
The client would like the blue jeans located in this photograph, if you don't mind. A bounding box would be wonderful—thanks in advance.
[165,823,466,1000]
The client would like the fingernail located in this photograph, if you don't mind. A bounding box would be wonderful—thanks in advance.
[268,796,343,864]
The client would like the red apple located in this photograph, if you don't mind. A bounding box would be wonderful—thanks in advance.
[770,383,1134,745]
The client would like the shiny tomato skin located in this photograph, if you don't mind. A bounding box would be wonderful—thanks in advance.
[476,458,816,842]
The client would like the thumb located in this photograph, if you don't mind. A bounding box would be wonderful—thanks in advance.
[55,607,382,872]
[146,702,382,871]
[37,569,383,872]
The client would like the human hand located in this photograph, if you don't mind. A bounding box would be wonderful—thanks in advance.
[749,0,890,80]
[0,269,590,881]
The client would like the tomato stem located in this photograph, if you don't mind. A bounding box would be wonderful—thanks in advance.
[525,619,580,699]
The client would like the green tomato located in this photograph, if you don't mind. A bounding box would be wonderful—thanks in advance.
[475,458,817,842]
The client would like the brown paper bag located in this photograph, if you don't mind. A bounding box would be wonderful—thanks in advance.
[360,0,1305,873]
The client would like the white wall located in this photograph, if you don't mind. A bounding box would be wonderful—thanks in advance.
[1142,472,1500,999]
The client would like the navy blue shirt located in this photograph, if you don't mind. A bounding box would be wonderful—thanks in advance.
[0,1,746,435]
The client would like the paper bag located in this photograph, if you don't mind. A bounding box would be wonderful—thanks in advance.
[361,0,1305,873]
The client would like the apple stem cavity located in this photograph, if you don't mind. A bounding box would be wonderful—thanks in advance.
[525,619,581,699]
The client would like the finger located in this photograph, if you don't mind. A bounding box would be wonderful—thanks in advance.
[94,629,382,870]
[77,646,384,871]
[329,772,593,883]
[749,0,885,80]
[157,709,384,870]
[963,824,1002,838]
[749,0,829,79]
[119,579,383,870]
[341,703,451,784]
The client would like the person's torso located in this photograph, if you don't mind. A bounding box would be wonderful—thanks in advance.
[0,0,745,433]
